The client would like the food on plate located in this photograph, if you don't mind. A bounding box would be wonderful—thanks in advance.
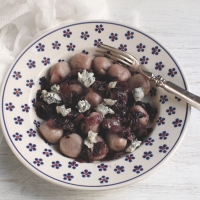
[108,64,131,82]
[34,52,157,162]
[127,74,150,95]
[60,133,83,158]
[50,62,71,85]
[39,121,63,144]
[92,57,113,77]
[70,53,92,70]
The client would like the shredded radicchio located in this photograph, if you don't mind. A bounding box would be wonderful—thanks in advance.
[78,142,107,163]
[81,114,103,133]
[102,117,121,130]
[35,101,57,120]
[108,88,128,116]
[83,113,103,127]
[91,80,106,96]
[35,66,157,163]
[39,76,51,91]
[135,101,157,122]
[48,115,76,132]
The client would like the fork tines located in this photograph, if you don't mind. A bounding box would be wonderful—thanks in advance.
[96,44,138,68]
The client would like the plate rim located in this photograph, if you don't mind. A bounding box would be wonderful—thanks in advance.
[0,20,191,190]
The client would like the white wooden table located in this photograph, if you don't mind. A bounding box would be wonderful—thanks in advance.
[1,0,200,199]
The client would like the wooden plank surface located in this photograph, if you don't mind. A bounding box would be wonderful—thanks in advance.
[1,0,200,199]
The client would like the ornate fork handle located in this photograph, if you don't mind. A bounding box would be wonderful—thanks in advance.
[97,44,200,110]
[152,75,200,110]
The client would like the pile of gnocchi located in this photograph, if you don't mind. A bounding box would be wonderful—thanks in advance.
[34,53,156,162]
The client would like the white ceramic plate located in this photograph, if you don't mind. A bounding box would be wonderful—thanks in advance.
[0,21,190,190]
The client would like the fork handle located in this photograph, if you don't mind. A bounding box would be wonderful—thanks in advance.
[161,81,200,110]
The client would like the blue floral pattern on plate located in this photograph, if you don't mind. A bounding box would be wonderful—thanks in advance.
[13,71,22,80]
[125,30,134,39]
[5,102,15,111]
[1,21,190,190]
[13,132,23,141]
[95,24,104,33]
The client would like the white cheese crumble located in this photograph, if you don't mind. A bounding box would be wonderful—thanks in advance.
[108,81,118,88]
[56,105,71,117]
[51,84,60,93]
[103,99,117,106]
[40,90,62,104]
[132,87,144,102]
[78,69,95,88]
[95,103,115,117]
[84,131,98,148]
[125,139,142,153]
[77,100,91,113]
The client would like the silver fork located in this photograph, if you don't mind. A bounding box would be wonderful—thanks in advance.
[97,44,200,110]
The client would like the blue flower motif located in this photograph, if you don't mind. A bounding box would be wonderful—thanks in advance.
[12,132,23,141]
[26,143,36,152]
[133,165,143,174]
[118,44,127,51]
[149,87,157,97]
[31,98,36,107]
[21,104,30,112]
[66,43,76,51]
[81,169,92,178]
[140,56,149,64]
[143,151,153,160]
[14,116,24,125]
[166,106,176,115]
[94,39,103,46]
[99,176,109,184]
[136,43,146,52]
[26,60,36,69]
[13,71,22,80]
[52,41,61,50]
[155,62,164,71]
[58,59,65,62]
[36,43,45,52]
[33,158,44,166]
[145,137,155,146]
[159,131,169,140]
[33,120,40,128]
[51,161,62,169]
[152,46,161,55]
[68,161,78,169]
[125,30,134,39]
[125,154,135,162]
[159,144,169,153]
[5,102,15,111]
[26,79,34,88]
[43,149,53,157]
[41,57,50,66]
[82,50,89,55]
[13,88,22,97]
[63,29,72,38]
[63,173,74,181]
[80,31,90,40]
[114,165,125,174]
[175,96,181,101]
[26,128,36,137]
[159,95,168,104]
[95,24,104,33]
[97,163,108,171]
[168,68,177,77]
[172,118,182,127]
[109,33,118,42]
[157,117,165,126]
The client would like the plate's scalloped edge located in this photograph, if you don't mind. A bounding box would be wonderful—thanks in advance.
[0,20,191,190]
